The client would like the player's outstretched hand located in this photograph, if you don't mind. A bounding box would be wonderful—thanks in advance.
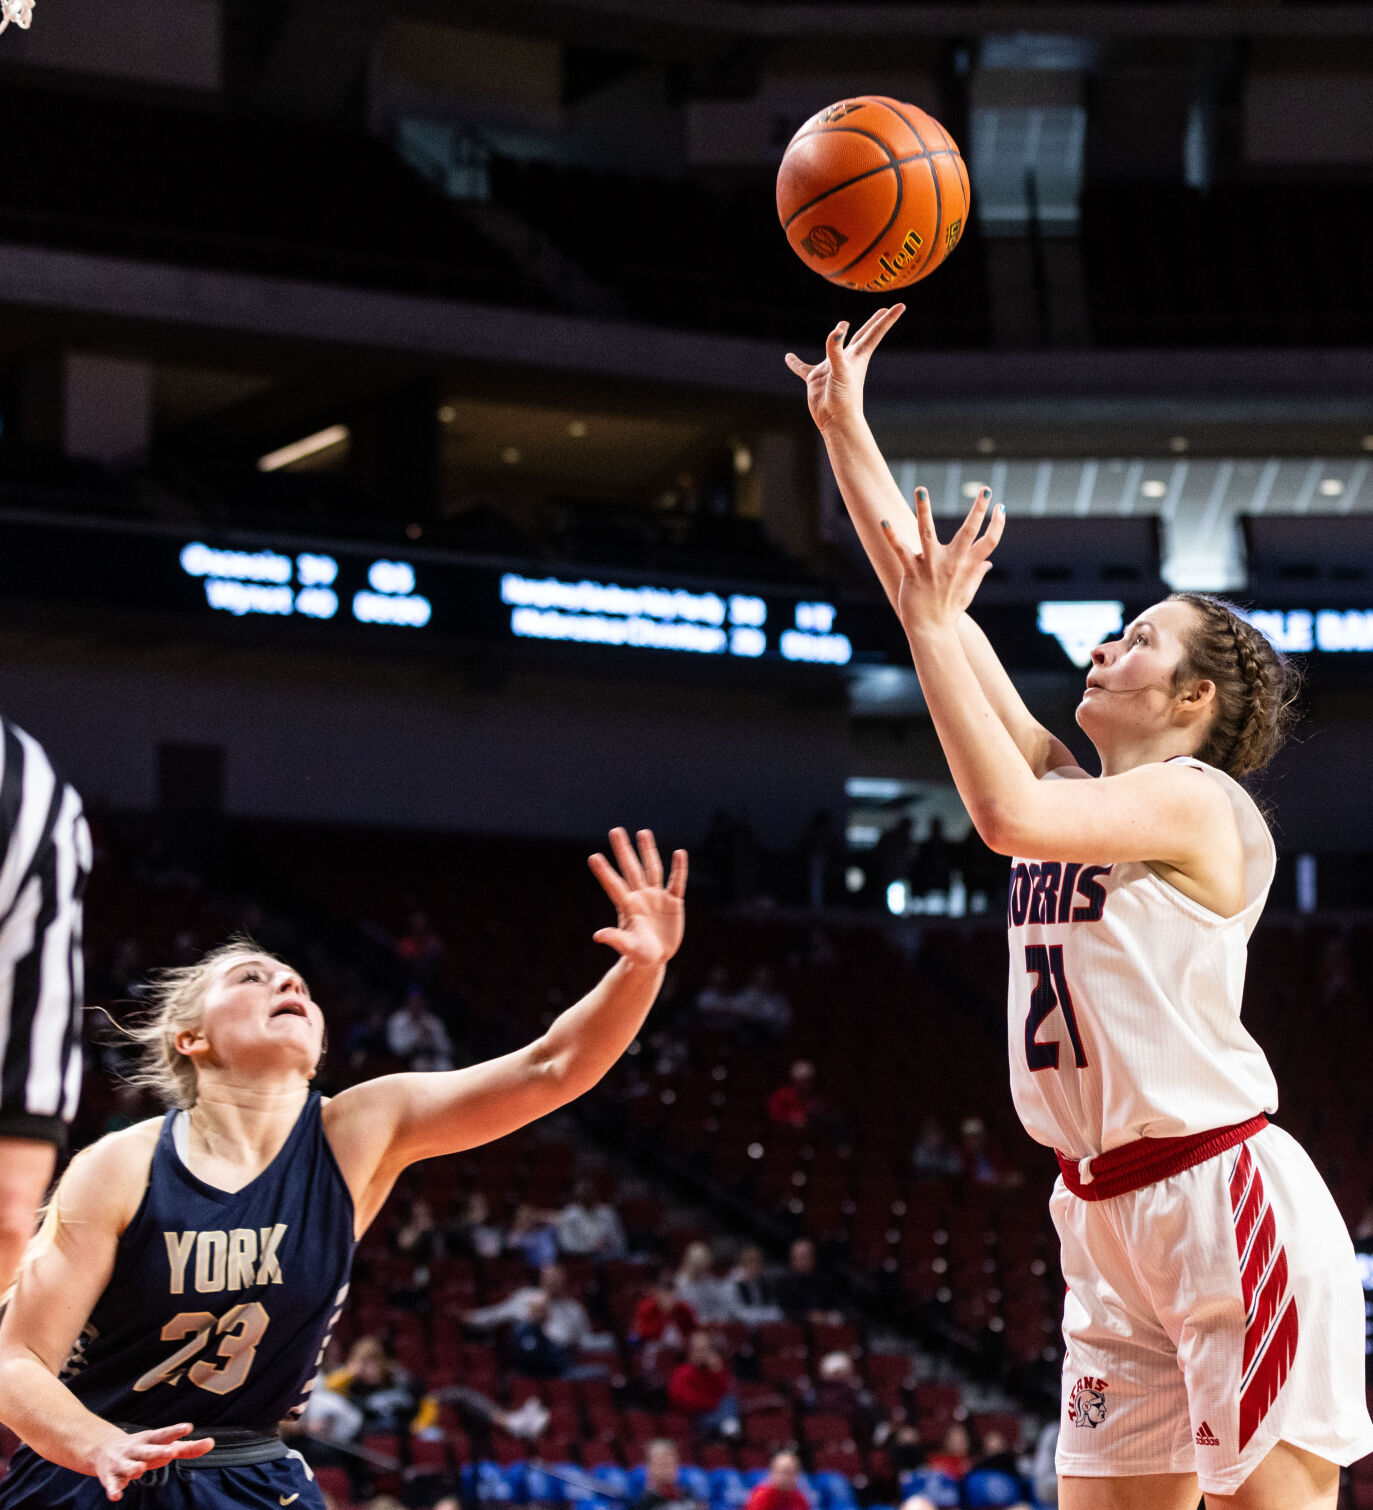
[784,304,904,436]
[588,828,686,969]
[880,484,1005,635]
[95,1422,214,1501]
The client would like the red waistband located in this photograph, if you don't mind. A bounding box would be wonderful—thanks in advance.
[1055,1114,1268,1201]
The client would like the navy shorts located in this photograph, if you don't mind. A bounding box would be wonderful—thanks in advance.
[0,1444,324,1508]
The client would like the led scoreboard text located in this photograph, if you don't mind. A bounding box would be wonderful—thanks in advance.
[179,543,432,627]
[500,572,852,665]
[174,537,854,663]
[9,513,1373,674]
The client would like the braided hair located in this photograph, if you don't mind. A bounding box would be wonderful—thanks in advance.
[1168,594,1301,779]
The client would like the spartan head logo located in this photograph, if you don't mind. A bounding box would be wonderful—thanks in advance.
[801,225,849,259]
[1069,1376,1108,1428]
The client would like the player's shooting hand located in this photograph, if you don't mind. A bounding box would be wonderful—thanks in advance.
[588,828,687,970]
[784,304,904,435]
[880,485,1005,635]
[95,1422,214,1501]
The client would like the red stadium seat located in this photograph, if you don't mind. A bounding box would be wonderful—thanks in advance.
[744,1409,794,1448]
[311,1466,352,1503]
[801,1413,853,1446]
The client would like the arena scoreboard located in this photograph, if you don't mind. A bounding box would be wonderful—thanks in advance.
[2,510,1365,674]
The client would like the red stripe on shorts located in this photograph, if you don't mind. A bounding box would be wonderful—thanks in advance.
[1244,1245,1289,1375]
[1240,1204,1277,1311]
[1230,1147,1299,1450]
[1239,1297,1299,1451]
[1234,1161,1264,1261]
[1229,1143,1253,1207]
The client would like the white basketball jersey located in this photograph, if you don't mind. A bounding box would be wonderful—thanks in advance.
[1006,756,1279,1160]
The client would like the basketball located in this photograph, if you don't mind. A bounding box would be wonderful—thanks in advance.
[777,96,970,292]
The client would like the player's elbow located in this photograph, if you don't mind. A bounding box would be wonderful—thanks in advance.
[523,1033,607,1108]
[968,798,1025,857]
[522,1035,581,1103]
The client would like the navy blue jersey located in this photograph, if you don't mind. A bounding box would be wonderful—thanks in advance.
[62,1092,355,1431]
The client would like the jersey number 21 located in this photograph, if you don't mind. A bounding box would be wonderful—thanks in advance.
[1024,944,1089,1070]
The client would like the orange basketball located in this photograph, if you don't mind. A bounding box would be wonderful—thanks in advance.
[777,96,970,292]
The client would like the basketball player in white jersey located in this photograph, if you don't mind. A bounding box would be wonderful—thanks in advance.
[787,307,1373,1510]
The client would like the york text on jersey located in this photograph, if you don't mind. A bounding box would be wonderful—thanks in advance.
[164,1225,288,1294]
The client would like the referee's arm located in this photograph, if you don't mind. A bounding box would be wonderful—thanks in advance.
[0,718,91,1296]
[0,1140,58,1296]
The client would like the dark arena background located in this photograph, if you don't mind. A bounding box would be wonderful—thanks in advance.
[3,1,1373,1507]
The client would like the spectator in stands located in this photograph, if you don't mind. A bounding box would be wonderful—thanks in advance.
[668,1331,740,1439]
[506,1201,560,1268]
[396,907,445,982]
[454,1190,505,1259]
[766,1060,825,1130]
[345,1005,389,1068]
[1030,1422,1058,1506]
[388,1196,445,1309]
[872,1404,925,1469]
[957,1117,1019,1187]
[774,1238,837,1323]
[727,1244,782,1324]
[802,1351,881,1438]
[910,817,953,897]
[465,1262,597,1352]
[558,1178,628,1258]
[385,986,453,1071]
[732,965,792,1036]
[971,1427,1020,1477]
[634,1439,705,1510]
[674,1240,735,1323]
[911,1116,961,1179]
[871,817,914,904]
[429,1383,549,1449]
[633,1274,697,1350]
[322,1337,431,1439]
[307,1336,433,1497]
[509,1292,572,1378]
[925,1421,974,1480]
[743,1452,807,1510]
[694,964,739,1025]
[393,1196,444,1265]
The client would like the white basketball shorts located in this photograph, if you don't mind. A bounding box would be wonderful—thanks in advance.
[1052,1122,1373,1494]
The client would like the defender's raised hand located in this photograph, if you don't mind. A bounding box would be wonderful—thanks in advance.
[784,304,905,435]
[588,828,687,969]
[880,485,1006,635]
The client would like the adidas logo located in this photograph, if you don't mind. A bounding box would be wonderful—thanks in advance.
[1195,1421,1220,1447]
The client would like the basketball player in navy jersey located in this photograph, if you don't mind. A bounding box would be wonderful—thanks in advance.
[0,827,685,1507]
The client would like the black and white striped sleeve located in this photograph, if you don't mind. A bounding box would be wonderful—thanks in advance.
[0,717,91,1143]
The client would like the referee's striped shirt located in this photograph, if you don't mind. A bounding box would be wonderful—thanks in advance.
[0,716,90,1139]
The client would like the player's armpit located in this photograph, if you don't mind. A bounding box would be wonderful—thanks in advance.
[324,1047,565,1233]
[980,760,1237,870]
